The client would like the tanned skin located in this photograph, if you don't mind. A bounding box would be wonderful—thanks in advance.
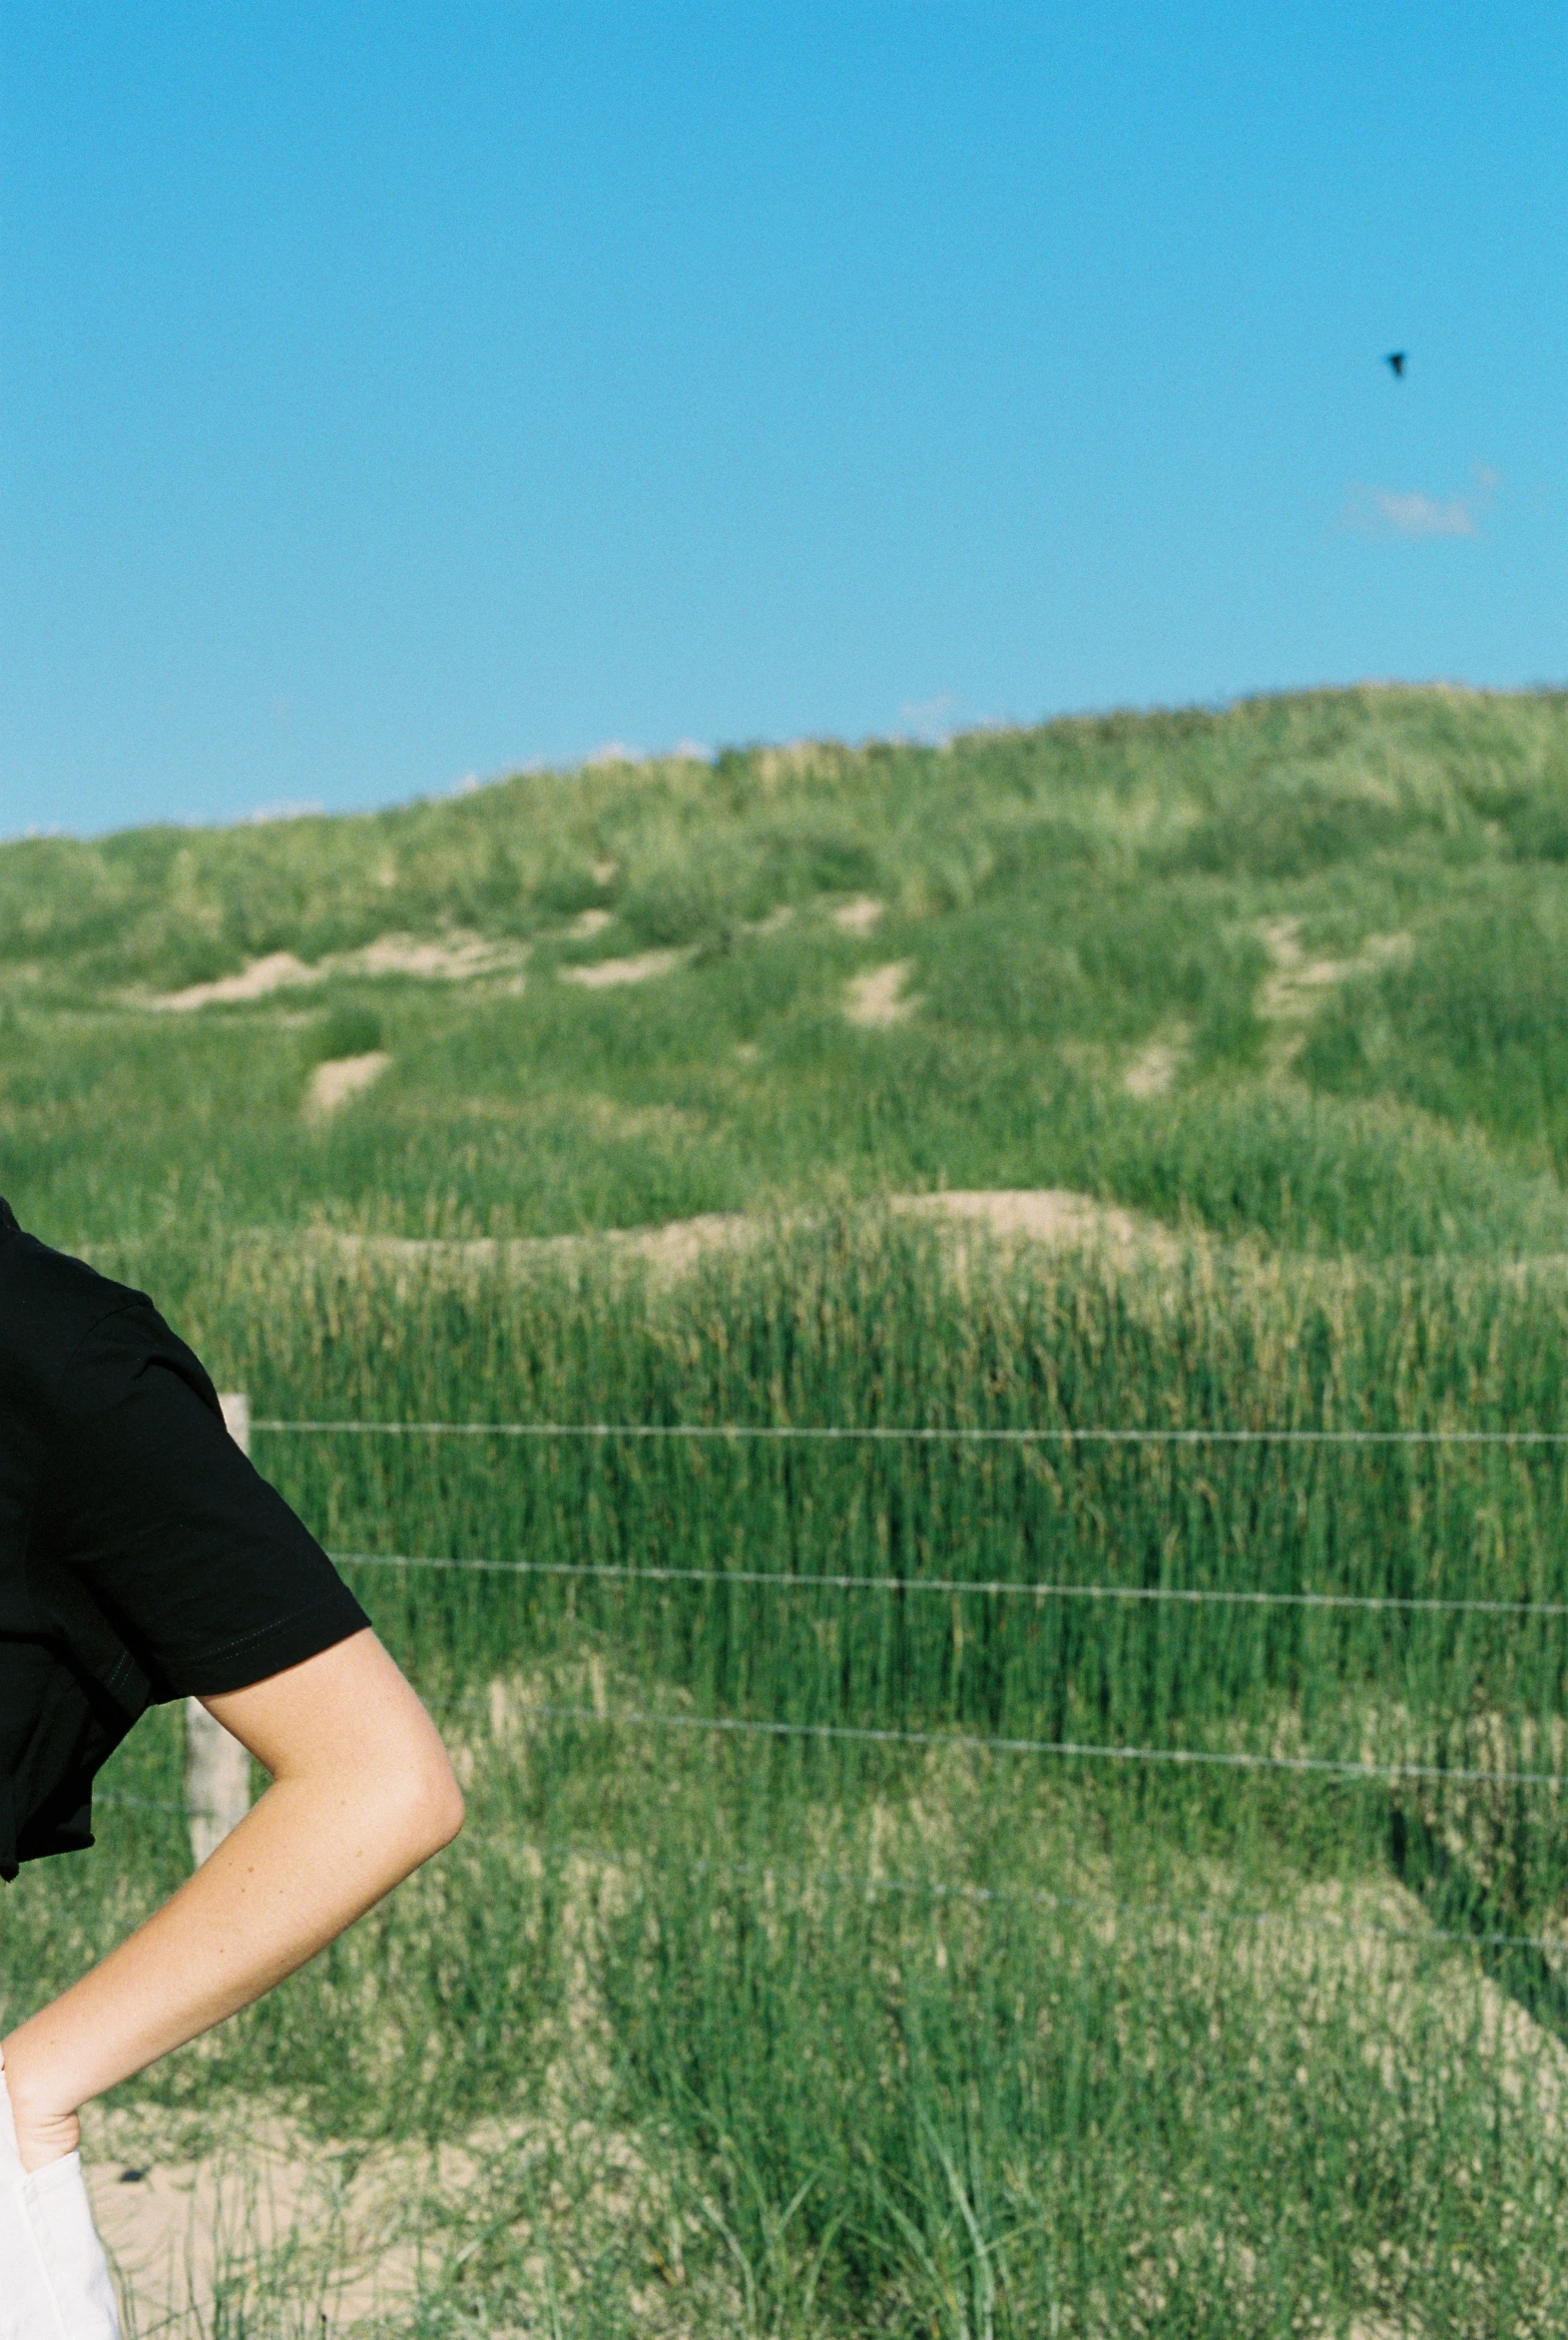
[1,1628,464,2169]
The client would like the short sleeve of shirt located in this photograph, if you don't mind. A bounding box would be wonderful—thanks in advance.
[30,1300,370,1700]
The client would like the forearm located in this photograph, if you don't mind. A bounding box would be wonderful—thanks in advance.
[4,1768,450,2142]
[2,1634,463,2164]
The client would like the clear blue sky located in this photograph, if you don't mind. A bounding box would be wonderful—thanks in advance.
[2,3,1563,836]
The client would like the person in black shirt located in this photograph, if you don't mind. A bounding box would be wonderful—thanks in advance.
[0,1201,463,2334]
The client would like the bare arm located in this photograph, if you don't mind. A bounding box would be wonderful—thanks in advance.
[1,1628,463,2170]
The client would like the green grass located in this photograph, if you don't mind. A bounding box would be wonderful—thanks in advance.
[7,1225,1568,2333]
[8,688,1568,2330]
[6,684,1568,1262]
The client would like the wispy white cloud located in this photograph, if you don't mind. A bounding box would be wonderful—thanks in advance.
[244,799,325,824]
[1340,464,1500,540]
[898,693,957,743]
[1376,490,1476,537]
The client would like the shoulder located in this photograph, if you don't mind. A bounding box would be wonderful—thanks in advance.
[0,1210,157,1415]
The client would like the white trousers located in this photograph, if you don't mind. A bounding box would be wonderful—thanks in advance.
[0,2074,120,2339]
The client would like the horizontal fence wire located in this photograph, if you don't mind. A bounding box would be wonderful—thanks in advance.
[511,1700,1568,1789]
[330,1550,1568,1621]
[259,1418,1568,1444]
[225,1414,1568,1982]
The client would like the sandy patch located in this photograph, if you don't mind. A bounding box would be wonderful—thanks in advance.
[1123,1030,1188,1099]
[312,1210,755,1280]
[154,951,317,1009]
[561,948,691,988]
[85,2116,424,2332]
[623,1212,756,1273]
[845,960,916,1026]
[1257,917,1411,1070]
[89,2096,721,2338]
[570,907,615,939]
[831,894,885,936]
[148,932,526,1010]
[304,1051,391,1118]
[352,931,514,981]
[304,1190,1188,1284]
[895,1187,1184,1264]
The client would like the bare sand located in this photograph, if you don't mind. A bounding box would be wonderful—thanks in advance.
[831,894,885,935]
[893,1187,1185,1264]
[149,932,527,1010]
[844,960,916,1026]
[303,1050,391,1118]
[85,2113,423,2332]
[303,1188,1186,1286]
[560,947,691,988]
[1257,917,1411,1072]
[1122,1032,1187,1098]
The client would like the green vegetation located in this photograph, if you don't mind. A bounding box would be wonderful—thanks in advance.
[7,686,1568,2331]
[6,683,1568,1259]
[16,1227,1568,2334]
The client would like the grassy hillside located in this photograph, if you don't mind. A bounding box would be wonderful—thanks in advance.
[11,688,1568,2333]
[7,683,1568,1261]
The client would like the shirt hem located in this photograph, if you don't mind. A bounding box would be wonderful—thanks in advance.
[165,1588,372,1700]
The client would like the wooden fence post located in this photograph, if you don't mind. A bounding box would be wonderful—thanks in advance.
[184,1392,256,1866]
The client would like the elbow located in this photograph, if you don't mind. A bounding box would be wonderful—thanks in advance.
[426,1764,466,1854]
[414,1752,466,1858]
[385,1746,466,1868]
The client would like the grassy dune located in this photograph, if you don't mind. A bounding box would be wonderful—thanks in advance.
[7,683,1568,1259]
[7,689,1568,2331]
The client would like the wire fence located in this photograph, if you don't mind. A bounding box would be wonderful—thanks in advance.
[153,1405,1568,1971]
[330,1548,1568,1620]
[258,1417,1568,1445]
[244,1415,1568,1946]
[485,1699,1568,1790]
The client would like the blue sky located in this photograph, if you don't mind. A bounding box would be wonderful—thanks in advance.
[2,3,1562,836]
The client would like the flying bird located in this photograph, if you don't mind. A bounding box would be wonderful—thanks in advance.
[1385,351,1407,378]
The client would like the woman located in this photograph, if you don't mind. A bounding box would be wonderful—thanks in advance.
[0,1196,463,2335]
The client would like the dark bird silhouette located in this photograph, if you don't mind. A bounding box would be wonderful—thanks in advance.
[1385,351,1407,378]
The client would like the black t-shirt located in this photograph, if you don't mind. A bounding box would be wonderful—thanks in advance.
[0,1197,369,1876]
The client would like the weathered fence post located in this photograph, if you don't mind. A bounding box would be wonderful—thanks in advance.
[184,1392,256,1866]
